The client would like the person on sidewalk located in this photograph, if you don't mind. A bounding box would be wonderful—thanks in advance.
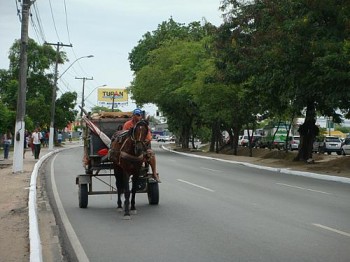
[31,128,42,159]
[2,131,12,159]
[122,108,160,182]
[57,131,63,145]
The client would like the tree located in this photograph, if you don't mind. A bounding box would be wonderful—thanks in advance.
[219,0,350,160]
[0,101,14,134]
[129,19,217,148]
[129,18,207,73]
[54,92,78,130]
[0,39,76,132]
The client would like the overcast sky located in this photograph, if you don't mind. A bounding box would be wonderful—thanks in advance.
[0,0,223,115]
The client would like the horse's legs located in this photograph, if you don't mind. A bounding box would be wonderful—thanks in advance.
[123,173,131,219]
[130,176,137,214]
[114,167,123,210]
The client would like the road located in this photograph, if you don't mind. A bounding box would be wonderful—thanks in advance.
[45,143,350,262]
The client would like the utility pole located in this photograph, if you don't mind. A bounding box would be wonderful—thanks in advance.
[45,42,72,150]
[13,0,32,173]
[111,91,118,112]
[75,77,93,118]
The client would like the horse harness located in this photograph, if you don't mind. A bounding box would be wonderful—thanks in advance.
[109,121,149,164]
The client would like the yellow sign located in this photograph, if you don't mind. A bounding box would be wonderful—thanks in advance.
[97,88,128,103]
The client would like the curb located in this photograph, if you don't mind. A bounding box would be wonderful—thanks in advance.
[162,146,350,184]
[29,144,81,262]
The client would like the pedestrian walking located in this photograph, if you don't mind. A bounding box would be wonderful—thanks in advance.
[2,131,12,159]
[57,131,63,145]
[31,128,42,159]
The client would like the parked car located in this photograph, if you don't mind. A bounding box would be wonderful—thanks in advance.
[239,135,262,147]
[157,135,171,142]
[318,136,342,155]
[239,135,249,146]
[288,135,300,151]
[341,138,350,155]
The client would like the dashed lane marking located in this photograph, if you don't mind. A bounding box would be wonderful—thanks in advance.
[177,179,215,192]
[313,224,350,238]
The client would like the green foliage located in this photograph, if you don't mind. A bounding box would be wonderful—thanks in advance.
[129,19,217,147]
[0,101,14,133]
[127,3,350,153]
[220,0,350,121]
[129,18,210,73]
[55,92,78,130]
[8,38,66,76]
[218,0,350,158]
[0,39,76,133]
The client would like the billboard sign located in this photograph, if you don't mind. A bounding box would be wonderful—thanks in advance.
[97,88,128,108]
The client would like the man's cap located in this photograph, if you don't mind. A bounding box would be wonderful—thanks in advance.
[133,108,142,116]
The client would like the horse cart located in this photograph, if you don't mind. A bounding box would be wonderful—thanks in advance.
[75,111,159,209]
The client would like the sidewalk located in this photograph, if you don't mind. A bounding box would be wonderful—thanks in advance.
[0,141,80,262]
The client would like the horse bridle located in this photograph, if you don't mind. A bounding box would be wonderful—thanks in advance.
[129,120,148,141]
[130,120,149,154]
[114,120,149,164]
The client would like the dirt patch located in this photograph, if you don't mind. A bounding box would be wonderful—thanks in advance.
[0,164,31,262]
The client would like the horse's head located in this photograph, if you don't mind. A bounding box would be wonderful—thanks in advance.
[130,119,149,156]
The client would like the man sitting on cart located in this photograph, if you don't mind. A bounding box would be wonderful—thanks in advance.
[123,108,161,182]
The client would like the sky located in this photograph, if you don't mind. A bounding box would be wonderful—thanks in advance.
[0,0,223,116]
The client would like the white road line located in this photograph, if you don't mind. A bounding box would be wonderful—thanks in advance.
[51,155,90,262]
[201,167,222,172]
[177,179,215,192]
[312,223,350,238]
[276,183,331,195]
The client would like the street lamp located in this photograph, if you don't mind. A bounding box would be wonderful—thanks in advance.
[85,84,107,100]
[111,91,118,112]
[48,55,94,150]
[58,55,94,80]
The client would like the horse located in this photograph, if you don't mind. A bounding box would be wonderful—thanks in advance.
[109,119,149,219]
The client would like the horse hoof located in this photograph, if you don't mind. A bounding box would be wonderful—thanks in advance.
[117,208,123,212]
[131,210,137,215]
[123,215,131,220]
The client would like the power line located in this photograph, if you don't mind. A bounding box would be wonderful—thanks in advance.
[15,0,22,22]
[32,2,46,42]
[48,0,61,42]
[63,0,72,43]
[29,14,40,43]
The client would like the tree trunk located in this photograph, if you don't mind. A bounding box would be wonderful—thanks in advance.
[181,127,190,149]
[295,103,319,161]
[215,122,221,153]
[232,126,239,155]
[209,122,216,152]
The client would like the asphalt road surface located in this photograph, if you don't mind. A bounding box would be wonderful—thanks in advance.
[46,144,350,262]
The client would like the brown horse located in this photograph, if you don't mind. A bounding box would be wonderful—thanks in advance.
[109,119,149,219]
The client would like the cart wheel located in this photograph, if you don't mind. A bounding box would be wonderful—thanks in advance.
[79,184,88,208]
[148,182,159,205]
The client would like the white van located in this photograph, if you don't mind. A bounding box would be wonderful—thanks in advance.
[288,136,300,151]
